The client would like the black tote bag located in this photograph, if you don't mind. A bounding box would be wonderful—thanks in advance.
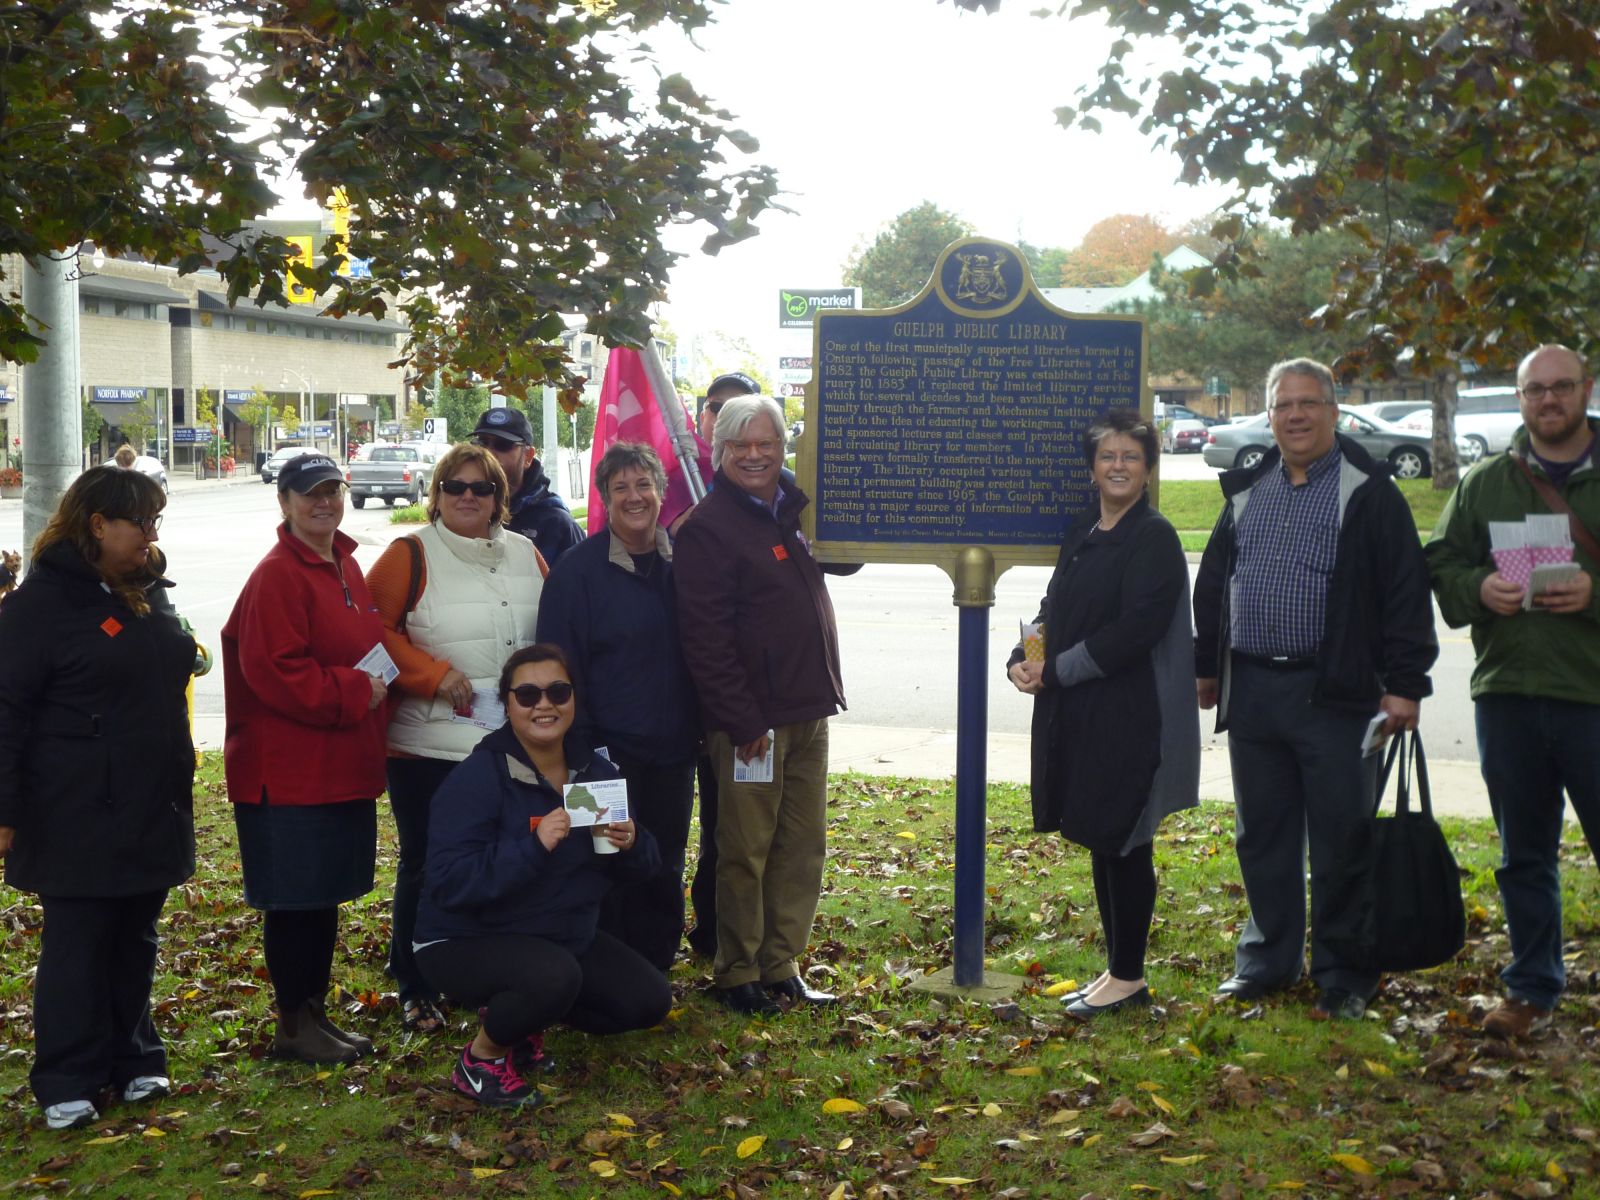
[1323,731,1467,973]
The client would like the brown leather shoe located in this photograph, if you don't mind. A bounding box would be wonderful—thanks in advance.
[307,997,374,1056]
[1481,998,1551,1039]
[272,1005,359,1065]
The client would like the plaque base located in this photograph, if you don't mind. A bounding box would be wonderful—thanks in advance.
[907,964,1027,1002]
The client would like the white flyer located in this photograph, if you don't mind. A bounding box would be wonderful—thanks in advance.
[355,642,399,685]
[449,688,507,731]
[732,730,776,784]
[563,777,630,827]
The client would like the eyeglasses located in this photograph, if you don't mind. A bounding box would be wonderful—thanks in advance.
[122,514,162,536]
[440,478,496,497]
[1095,451,1147,467]
[473,434,523,454]
[509,680,574,708]
[1520,379,1582,402]
[727,439,779,455]
[706,399,727,415]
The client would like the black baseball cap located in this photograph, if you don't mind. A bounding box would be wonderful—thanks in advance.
[471,406,534,446]
[705,372,760,401]
[277,453,345,494]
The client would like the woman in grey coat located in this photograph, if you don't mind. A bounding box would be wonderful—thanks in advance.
[1007,410,1200,1018]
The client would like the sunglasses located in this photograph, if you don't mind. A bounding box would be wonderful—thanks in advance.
[509,680,574,708]
[706,399,727,415]
[473,434,523,454]
[440,478,497,497]
[121,514,163,536]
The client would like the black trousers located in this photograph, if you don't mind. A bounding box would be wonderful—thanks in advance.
[686,753,719,957]
[598,755,695,971]
[415,930,671,1047]
[263,907,338,1013]
[32,891,169,1106]
[385,755,457,1001]
[1089,842,1156,981]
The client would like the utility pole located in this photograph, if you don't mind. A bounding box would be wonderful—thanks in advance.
[21,254,83,565]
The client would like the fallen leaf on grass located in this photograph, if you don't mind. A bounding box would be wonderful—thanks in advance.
[1547,1162,1567,1182]
[470,1166,504,1179]
[1106,1096,1139,1118]
[1330,1153,1374,1175]
[827,1186,847,1200]
[836,1137,853,1150]
[607,1112,636,1127]
[298,1191,337,1198]
[142,1127,166,1138]
[1363,1060,1391,1077]
[1128,1122,1175,1147]
[822,1098,865,1115]
[735,1135,766,1159]
[1271,1183,1306,1191]
[659,1184,681,1197]
[981,1102,1003,1117]
[1161,1154,1208,1165]
[85,1135,129,1146]
[1149,1094,1176,1115]
[929,1177,977,1186]
[1004,1066,1041,1077]
[1043,979,1080,997]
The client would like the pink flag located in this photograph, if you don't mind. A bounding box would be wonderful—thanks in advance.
[586,347,703,533]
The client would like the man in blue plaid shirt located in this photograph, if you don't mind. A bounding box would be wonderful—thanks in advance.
[1193,358,1437,1021]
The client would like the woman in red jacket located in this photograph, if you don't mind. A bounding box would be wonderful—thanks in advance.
[222,453,388,1065]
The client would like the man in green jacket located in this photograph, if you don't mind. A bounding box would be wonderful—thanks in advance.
[1426,343,1600,1040]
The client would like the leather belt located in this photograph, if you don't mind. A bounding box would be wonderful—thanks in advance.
[1233,652,1316,671]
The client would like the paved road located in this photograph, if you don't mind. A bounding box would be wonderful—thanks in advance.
[0,464,1487,782]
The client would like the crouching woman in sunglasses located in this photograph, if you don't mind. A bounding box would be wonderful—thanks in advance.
[365,442,546,1037]
[414,644,670,1107]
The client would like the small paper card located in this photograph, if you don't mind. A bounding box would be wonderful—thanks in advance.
[1020,621,1045,662]
[733,730,776,784]
[1525,514,1572,548]
[449,688,506,732]
[563,778,629,827]
[1360,711,1390,757]
[1491,547,1534,588]
[355,642,399,685]
[1524,561,1582,610]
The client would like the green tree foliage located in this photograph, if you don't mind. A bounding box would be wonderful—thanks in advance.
[1016,239,1074,289]
[842,203,973,307]
[116,397,160,454]
[1121,232,1356,406]
[1056,214,1178,287]
[1,2,777,395]
[239,388,277,448]
[80,395,103,451]
[279,405,302,438]
[1032,0,1600,376]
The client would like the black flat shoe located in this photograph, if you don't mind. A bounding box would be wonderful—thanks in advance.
[766,976,837,1006]
[716,982,781,1017]
[1063,987,1152,1020]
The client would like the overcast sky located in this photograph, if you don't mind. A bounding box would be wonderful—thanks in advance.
[645,0,1227,364]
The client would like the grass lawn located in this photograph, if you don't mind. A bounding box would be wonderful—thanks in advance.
[1159,479,1451,553]
[3,759,1597,1197]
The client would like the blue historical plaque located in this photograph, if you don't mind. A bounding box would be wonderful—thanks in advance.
[798,237,1148,569]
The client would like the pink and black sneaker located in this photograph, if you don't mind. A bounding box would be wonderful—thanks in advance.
[511,1032,555,1074]
[451,1044,534,1108]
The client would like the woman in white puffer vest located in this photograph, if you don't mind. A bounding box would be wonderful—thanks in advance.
[366,441,546,1035]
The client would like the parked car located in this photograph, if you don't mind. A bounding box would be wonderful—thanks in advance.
[1157,402,1220,427]
[398,441,445,493]
[1346,400,1430,425]
[1201,409,1443,479]
[1163,418,1209,454]
[131,454,168,493]
[1397,387,1522,463]
[346,443,424,508]
[260,444,309,484]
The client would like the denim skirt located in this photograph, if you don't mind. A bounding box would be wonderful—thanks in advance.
[233,797,377,911]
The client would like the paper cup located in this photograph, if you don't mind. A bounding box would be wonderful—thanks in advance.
[592,827,619,855]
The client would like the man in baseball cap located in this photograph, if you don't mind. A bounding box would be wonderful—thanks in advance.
[470,405,583,566]
[697,373,760,446]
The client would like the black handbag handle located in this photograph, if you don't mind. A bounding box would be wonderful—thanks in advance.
[1374,729,1433,820]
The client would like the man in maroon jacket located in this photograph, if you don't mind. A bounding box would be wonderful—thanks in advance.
[674,394,851,1015]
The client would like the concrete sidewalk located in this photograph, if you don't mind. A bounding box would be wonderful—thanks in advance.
[827,721,1495,821]
[190,714,1496,821]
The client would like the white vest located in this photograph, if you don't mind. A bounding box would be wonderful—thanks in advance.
[386,521,543,760]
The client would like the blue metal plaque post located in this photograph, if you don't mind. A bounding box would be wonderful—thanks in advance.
[951,546,997,989]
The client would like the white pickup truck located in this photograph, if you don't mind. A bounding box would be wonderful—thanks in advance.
[345,443,424,508]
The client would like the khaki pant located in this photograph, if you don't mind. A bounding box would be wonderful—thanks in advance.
[708,719,829,988]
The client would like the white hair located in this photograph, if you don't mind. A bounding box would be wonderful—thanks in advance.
[711,395,787,471]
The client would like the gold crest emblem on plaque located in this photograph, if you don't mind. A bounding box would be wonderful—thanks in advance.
[953,250,1008,305]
